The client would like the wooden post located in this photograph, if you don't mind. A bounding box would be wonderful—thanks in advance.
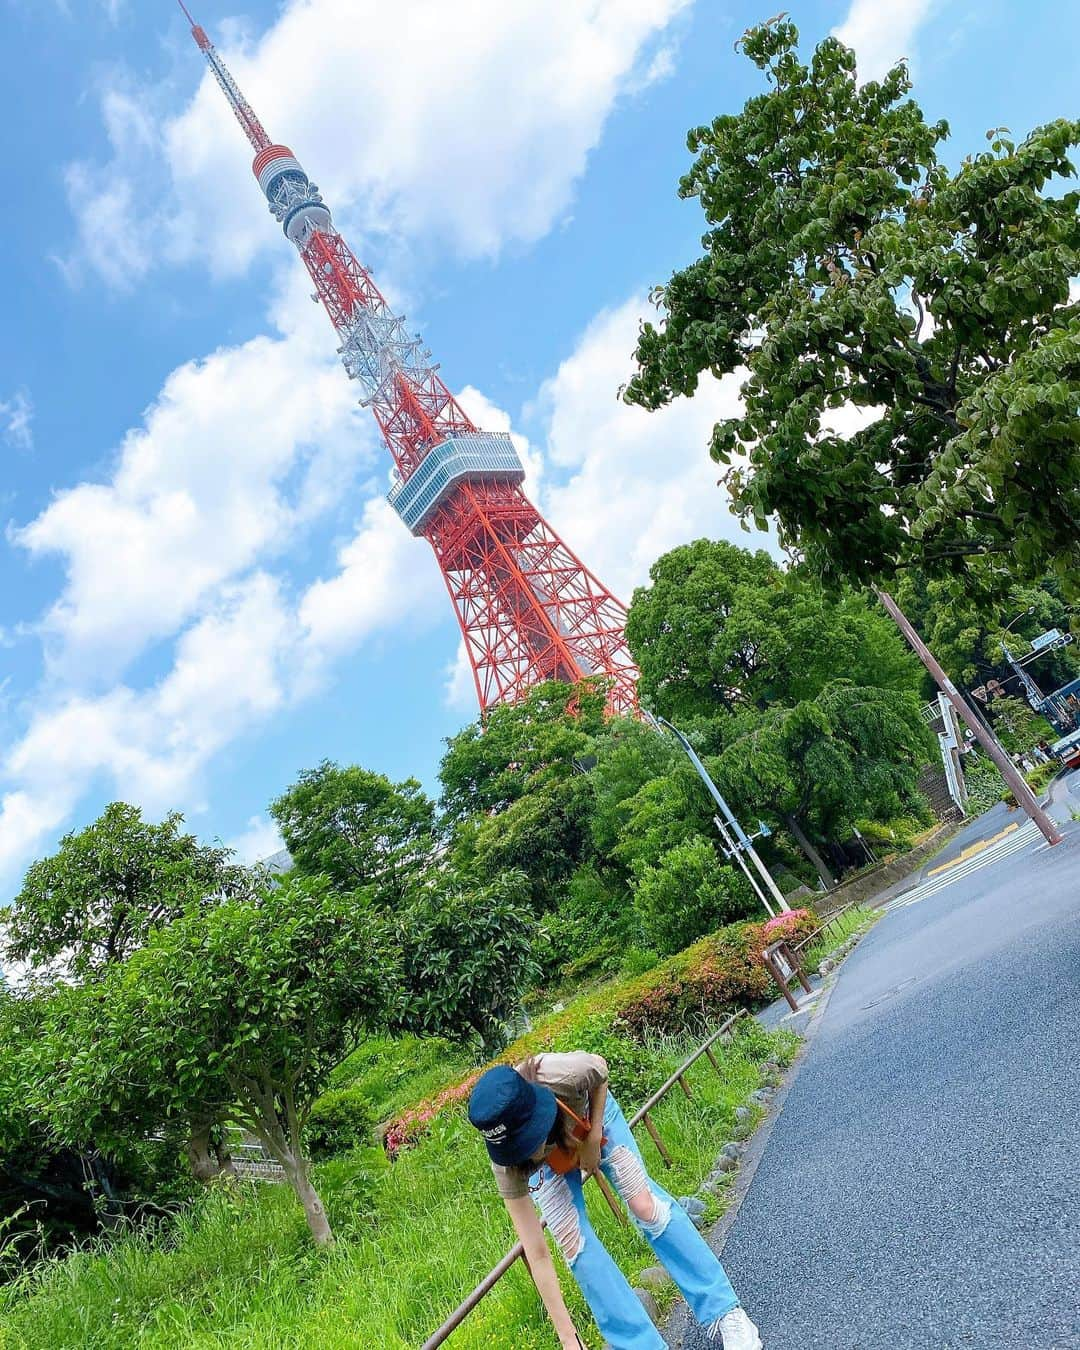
[705,1044,721,1076]
[643,1112,673,1167]
[593,1172,626,1225]
[677,1073,693,1100]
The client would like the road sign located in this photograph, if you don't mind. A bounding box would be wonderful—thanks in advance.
[1031,628,1063,652]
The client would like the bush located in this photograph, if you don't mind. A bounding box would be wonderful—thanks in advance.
[852,814,926,853]
[620,946,660,977]
[306,1086,377,1159]
[964,753,1005,814]
[614,910,819,1040]
[534,865,635,983]
[1023,761,1058,799]
[632,837,756,955]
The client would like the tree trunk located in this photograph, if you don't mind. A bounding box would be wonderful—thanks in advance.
[187,1123,237,1185]
[783,813,836,890]
[283,1157,334,1247]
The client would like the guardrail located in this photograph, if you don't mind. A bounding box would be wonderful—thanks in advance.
[421,1007,750,1350]
[788,900,860,965]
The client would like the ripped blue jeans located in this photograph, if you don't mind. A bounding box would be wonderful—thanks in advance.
[529,1093,739,1349]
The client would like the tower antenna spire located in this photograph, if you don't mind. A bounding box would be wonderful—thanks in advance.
[180,4,271,150]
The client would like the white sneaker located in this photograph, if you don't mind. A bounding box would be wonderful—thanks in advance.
[708,1305,763,1350]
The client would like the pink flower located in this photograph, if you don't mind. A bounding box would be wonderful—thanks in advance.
[762,907,810,936]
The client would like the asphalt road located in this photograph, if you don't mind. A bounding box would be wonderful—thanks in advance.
[683,812,1080,1350]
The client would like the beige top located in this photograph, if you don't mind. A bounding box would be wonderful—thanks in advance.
[490,1051,609,1200]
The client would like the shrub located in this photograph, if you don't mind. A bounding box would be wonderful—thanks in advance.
[614,910,819,1040]
[964,753,1005,814]
[761,907,813,941]
[632,837,756,955]
[534,865,635,983]
[620,946,660,978]
[306,1085,377,1159]
[1023,761,1058,799]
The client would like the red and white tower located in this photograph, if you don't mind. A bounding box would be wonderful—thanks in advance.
[180,6,638,715]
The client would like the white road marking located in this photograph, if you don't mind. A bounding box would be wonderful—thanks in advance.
[882,820,1041,913]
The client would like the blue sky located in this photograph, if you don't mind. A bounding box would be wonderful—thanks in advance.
[1,0,1077,892]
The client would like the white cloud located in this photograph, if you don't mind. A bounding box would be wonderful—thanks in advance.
[2,290,768,888]
[226,814,285,865]
[0,573,294,882]
[833,0,936,83]
[297,497,443,662]
[531,296,770,605]
[0,392,33,451]
[15,270,372,682]
[65,0,689,288]
[436,296,775,712]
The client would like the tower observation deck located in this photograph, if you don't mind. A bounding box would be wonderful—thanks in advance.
[180,5,638,714]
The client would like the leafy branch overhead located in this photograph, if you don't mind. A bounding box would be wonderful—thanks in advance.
[624,18,1080,592]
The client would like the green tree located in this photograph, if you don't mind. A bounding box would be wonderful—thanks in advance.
[589,717,681,859]
[45,875,397,1247]
[440,680,608,911]
[270,761,437,904]
[895,569,1080,693]
[626,539,921,722]
[610,767,717,881]
[1,988,193,1259]
[984,695,1055,755]
[625,19,1080,594]
[389,871,538,1053]
[632,836,754,956]
[716,683,933,885]
[438,679,607,822]
[2,803,255,982]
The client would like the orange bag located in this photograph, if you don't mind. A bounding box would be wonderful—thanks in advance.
[548,1098,607,1175]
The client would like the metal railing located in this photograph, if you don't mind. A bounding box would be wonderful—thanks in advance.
[421,1008,750,1349]
[789,900,861,965]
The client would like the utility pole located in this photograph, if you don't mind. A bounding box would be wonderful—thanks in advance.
[877,592,1063,847]
[645,713,791,912]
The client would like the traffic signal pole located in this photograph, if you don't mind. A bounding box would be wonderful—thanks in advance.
[877,591,1063,847]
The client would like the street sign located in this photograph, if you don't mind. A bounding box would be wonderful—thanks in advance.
[1031,628,1063,652]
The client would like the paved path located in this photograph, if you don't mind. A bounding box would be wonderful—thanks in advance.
[682,810,1080,1350]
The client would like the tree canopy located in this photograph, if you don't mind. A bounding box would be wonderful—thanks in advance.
[45,874,398,1246]
[627,539,922,721]
[625,18,1080,595]
[2,803,255,982]
[270,761,437,903]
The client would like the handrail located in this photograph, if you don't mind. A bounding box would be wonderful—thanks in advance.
[421,1007,750,1349]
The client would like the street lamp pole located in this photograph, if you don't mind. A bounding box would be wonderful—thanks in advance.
[646,712,791,913]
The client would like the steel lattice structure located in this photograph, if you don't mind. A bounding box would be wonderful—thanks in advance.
[181,5,638,715]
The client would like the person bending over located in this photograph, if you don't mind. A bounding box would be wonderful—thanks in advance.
[468,1052,762,1350]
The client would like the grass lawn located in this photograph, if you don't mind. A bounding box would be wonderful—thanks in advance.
[0,1019,796,1350]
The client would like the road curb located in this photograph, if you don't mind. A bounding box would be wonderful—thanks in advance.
[660,929,868,1348]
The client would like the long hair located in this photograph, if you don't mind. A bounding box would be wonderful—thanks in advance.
[518,1056,572,1149]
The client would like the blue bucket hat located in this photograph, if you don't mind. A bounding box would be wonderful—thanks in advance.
[468,1065,559,1166]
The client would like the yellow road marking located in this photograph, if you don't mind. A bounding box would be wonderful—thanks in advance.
[926,822,1020,877]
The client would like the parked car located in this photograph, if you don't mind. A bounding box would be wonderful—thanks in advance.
[1050,730,1080,771]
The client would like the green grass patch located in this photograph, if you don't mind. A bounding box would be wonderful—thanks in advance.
[0,1020,794,1350]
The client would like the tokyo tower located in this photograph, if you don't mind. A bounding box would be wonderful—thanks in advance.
[180,5,638,715]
